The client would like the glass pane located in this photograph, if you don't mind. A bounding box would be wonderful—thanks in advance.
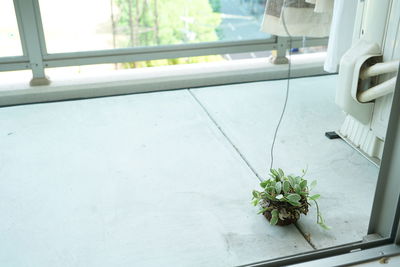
[0,0,23,57]
[38,0,271,53]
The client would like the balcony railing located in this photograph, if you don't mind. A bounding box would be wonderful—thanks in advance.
[0,0,328,83]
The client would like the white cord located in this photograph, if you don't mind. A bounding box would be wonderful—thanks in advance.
[269,0,294,172]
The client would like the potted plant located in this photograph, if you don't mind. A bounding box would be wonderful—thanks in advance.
[252,168,329,229]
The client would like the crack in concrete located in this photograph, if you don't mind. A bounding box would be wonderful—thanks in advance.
[188,88,317,248]
[295,223,317,250]
[188,89,264,182]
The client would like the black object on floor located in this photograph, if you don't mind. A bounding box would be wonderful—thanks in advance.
[325,131,341,140]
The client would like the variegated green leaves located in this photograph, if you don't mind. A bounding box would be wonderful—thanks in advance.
[252,168,329,229]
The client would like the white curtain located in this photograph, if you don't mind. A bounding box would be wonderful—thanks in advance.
[306,0,334,13]
[261,0,334,38]
[324,0,358,73]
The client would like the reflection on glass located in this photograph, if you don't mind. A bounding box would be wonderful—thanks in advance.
[38,0,270,53]
[0,0,23,57]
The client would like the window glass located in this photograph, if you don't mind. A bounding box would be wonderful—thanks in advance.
[38,0,270,53]
[0,0,23,57]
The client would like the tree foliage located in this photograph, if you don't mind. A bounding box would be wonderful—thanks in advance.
[114,0,221,47]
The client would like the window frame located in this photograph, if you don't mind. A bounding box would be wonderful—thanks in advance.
[2,0,400,265]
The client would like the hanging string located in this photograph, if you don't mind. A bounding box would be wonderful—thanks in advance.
[268,0,294,172]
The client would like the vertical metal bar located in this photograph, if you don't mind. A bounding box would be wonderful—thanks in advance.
[270,36,289,64]
[32,0,49,56]
[13,0,28,57]
[13,0,49,85]
[368,63,400,239]
[276,36,288,58]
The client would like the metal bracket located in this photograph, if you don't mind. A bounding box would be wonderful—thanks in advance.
[30,76,51,86]
[269,36,289,65]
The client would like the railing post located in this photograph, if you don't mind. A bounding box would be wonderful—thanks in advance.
[14,0,50,86]
[269,36,289,64]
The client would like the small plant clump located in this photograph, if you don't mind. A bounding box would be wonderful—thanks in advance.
[252,168,329,229]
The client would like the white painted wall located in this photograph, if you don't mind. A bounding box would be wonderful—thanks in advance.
[336,0,400,163]
[371,0,400,140]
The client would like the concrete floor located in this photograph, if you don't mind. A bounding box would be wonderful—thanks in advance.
[0,75,378,266]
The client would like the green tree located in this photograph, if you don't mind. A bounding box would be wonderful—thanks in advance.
[209,0,221,12]
[113,0,223,68]
[114,0,221,47]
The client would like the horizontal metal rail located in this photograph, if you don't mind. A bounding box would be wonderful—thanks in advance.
[43,39,277,68]
[0,56,29,71]
[241,238,394,267]
[0,63,30,72]
[1,37,328,70]
[0,55,28,63]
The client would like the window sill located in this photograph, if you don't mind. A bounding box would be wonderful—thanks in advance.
[0,52,329,107]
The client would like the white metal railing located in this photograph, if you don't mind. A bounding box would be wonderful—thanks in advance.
[0,0,328,83]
